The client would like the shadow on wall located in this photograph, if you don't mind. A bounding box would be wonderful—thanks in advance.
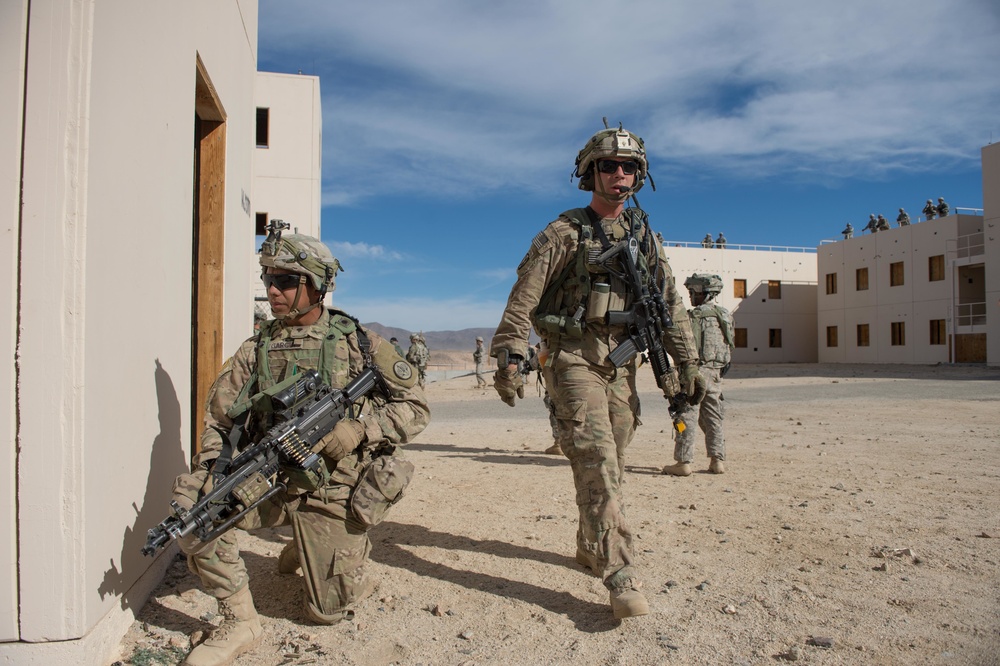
[99,358,188,609]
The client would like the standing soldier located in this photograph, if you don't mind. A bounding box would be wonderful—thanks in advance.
[715,232,727,248]
[473,336,488,388]
[701,233,714,248]
[663,274,734,476]
[864,213,878,233]
[842,222,854,239]
[170,225,429,666]
[876,214,890,231]
[490,123,705,619]
[936,197,950,217]
[923,199,937,221]
[896,208,911,226]
[406,333,429,388]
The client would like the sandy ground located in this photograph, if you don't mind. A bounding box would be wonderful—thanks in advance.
[115,362,1000,666]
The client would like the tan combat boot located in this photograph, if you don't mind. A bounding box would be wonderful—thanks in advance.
[182,585,263,666]
[661,462,691,476]
[709,457,725,474]
[543,442,563,455]
[277,541,300,574]
[609,578,650,619]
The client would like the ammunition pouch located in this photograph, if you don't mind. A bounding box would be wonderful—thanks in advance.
[534,313,584,339]
[232,471,274,530]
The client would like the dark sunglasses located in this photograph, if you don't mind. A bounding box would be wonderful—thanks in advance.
[596,159,639,175]
[261,273,304,290]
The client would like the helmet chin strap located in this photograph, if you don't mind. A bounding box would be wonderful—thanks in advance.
[273,277,323,322]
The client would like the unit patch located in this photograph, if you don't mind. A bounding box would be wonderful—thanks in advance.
[393,361,413,381]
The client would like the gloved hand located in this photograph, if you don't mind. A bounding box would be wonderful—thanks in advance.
[318,419,366,462]
[172,465,213,511]
[493,366,525,407]
[679,363,707,406]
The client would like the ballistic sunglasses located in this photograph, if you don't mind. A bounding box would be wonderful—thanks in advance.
[261,273,305,290]
[596,159,639,175]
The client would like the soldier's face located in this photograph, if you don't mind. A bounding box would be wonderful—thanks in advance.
[264,267,317,317]
[595,158,636,195]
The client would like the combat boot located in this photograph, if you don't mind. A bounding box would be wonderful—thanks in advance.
[709,457,725,474]
[609,578,650,619]
[543,442,563,455]
[182,585,263,666]
[575,548,600,575]
[661,462,691,477]
[277,541,300,574]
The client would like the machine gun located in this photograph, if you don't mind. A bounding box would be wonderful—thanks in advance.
[142,366,387,556]
[597,208,688,429]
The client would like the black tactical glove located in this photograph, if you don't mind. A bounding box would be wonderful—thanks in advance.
[679,363,707,406]
[493,366,525,407]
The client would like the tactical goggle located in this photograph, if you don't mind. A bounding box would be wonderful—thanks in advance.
[596,159,639,175]
[261,273,305,291]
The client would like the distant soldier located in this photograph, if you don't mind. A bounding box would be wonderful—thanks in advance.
[923,199,937,221]
[406,333,429,388]
[663,274,734,476]
[842,223,854,239]
[876,214,890,231]
[864,214,878,234]
[896,208,910,226]
[390,336,404,356]
[715,232,727,248]
[936,197,950,217]
[701,233,714,248]
[473,336,487,388]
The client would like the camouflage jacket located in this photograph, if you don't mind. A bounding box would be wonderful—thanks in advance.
[689,303,734,369]
[192,308,430,470]
[473,346,485,363]
[491,208,698,369]
[406,342,429,368]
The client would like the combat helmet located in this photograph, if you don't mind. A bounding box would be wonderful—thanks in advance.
[259,220,343,320]
[684,273,724,298]
[574,123,649,195]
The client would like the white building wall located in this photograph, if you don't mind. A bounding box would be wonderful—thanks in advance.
[253,71,322,237]
[2,0,259,662]
[660,245,818,363]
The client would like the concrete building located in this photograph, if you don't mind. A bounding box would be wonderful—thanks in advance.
[817,143,997,365]
[660,245,818,363]
[0,1,289,663]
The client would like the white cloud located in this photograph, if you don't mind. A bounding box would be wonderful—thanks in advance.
[327,241,404,262]
[260,0,1000,202]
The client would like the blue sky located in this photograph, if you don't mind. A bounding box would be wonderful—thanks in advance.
[257,0,999,332]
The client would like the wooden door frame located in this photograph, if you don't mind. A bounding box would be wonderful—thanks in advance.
[192,55,226,454]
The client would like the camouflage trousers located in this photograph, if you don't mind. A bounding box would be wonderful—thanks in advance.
[475,361,487,386]
[674,366,725,463]
[542,390,566,446]
[543,349,641,588]
[173,450,397,623]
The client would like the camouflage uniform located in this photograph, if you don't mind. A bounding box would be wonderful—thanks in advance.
[173,309,429,623]
[936,197,950,217]
[673,301,734,465]
[923,200,937,221]
[896,209,910,226]
[406,336,429,388]
[491,208,699,591]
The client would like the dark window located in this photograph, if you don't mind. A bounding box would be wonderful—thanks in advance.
[826,326,838,347]
[734,328,747,348]
[928,255,945,282]
[929,319,946,345]
[857,324,870,347]
[768,280,782,299]
[891,321,905,346]
[890,261,904,287]
[825,273,837,295]
[734,279,747,299]
[769,328,782,348]
[256,107,270,148]
[255,212,268,237]
[856,267,869,291]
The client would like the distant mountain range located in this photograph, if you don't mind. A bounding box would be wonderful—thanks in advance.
[363,323,539,351]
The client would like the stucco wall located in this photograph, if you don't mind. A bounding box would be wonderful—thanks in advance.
[3,0,259,661]
[983,142,1000,366]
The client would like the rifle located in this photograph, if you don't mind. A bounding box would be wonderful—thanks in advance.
[596,207,688,430]
[142,366,388,556]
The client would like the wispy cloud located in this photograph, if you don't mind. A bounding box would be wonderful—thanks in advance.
[261,0,1000,206]
[327,241,404,262]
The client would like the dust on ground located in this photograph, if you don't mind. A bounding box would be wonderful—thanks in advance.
[115,362,1000,666]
